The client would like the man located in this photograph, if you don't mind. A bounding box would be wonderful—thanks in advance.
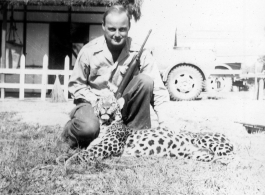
[62,5,169,149]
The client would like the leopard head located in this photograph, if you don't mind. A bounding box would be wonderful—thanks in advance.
[94,91,122,125]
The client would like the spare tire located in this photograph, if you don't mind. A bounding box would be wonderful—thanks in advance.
[166,65,204,101]
[206,76,233,92]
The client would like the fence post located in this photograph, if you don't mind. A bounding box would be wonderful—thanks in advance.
[19,54,25,100]
[0,57,4,100]
[254,62,258,100]
[258,78,264,100]
[41,54,48,101]
[64,55,70,101]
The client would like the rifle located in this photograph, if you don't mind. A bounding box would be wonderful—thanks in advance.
[235,121,265,133]
[115,29,152,99]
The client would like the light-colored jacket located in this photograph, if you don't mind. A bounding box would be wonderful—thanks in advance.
[69,35,169,123]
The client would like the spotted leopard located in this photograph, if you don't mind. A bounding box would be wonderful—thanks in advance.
[64,92,234,165]
[70,124,234,164]
[123,127,234,163]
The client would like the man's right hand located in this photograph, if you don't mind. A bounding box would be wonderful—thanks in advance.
[117,97,125,109]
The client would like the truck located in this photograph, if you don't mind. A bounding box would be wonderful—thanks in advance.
[152,30,241,101]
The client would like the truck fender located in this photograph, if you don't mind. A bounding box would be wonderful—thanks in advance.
[215,64,232,70]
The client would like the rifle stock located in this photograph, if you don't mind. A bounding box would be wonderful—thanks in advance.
[115,29,152,99]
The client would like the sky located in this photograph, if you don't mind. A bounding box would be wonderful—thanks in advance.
[129,0,265,64]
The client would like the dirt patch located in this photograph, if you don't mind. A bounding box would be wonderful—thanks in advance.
[0,99,75,127]
[1,91,265,130]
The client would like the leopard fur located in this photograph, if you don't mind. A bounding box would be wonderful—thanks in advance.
[71,121,133,163]
[71,122,234,164]
[65,92,234,164]
[123,127,234,162]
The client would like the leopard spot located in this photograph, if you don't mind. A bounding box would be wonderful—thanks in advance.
[143,138,147,141]
[169,153,176,157]
[149,149,154,155]
[184,153,189,158]
[178,152,184,156]
[168,140,173,148]
[137,135,141,139]
[98,148,103,152]
[175,138,179,142]
[158,138,164,145]
[143,147,148,151]
[135,150,141,154]
[156,146,161,154]
[152,134,159,137]
[172,144,177,149]
[180,141,185,146]
[148,140,154,146]
[185,138,189,142]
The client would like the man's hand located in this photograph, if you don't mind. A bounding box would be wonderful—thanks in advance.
[117,97,125,109]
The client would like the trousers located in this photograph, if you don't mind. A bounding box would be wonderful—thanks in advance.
[62,74,154,148]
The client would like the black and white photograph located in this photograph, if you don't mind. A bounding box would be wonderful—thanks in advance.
[0,0,265,194]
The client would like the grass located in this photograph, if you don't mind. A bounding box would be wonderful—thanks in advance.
[0,112,265,195]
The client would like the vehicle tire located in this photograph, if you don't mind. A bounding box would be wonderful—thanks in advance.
[166,65,204,101]
[206,76,233,92]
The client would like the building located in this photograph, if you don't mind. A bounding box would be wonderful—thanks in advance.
[0,0,141,93]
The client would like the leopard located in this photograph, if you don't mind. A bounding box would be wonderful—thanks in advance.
[122,127,234,163]
[69,123,234,164]
[93,90,122,126]
[63,92,234,165]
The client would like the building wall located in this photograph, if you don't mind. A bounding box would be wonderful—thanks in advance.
[1,5,104,93]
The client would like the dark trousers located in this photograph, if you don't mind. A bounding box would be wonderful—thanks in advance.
[62,74,154,148]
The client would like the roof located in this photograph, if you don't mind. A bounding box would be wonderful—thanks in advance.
[1,0,143,20]
[2,0,140,7]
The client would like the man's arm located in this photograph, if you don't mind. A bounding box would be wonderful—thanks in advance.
[68,49,98,105]
[139,49,170,124]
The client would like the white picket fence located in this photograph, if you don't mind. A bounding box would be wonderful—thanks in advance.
[0,54,73,101]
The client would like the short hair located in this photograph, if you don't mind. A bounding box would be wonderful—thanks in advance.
[102,5,131,27]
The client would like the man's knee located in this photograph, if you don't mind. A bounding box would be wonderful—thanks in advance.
[135,74,154,91]
[63,103,100,148]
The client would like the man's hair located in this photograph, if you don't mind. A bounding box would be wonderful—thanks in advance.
[102,5,131,27]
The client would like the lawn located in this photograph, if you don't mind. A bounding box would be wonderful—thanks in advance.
[1,110,265,195]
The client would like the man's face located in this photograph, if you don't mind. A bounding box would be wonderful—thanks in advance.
[102,12,130,51]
